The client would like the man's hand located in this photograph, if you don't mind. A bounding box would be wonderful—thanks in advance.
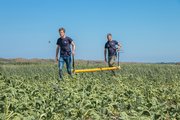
[55,56,59,63]
[117,43,122,52]
[72,51,75,56]
[117,46,120,52]
[104,58,107,63]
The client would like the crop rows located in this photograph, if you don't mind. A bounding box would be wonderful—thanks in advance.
[0,62,180,119]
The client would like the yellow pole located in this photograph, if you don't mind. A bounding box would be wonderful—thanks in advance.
[73,66,121,73]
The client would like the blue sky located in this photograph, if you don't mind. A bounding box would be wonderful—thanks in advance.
[0,0,180,62]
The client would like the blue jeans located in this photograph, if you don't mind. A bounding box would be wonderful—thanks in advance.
[58,56,72,75]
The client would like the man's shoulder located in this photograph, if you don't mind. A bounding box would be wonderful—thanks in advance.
[105,41,109,48]
[112,40,118,44]
[105,41,109,45]
[57,37,62,41]
[56,38,61,45]
[65,36,72,40]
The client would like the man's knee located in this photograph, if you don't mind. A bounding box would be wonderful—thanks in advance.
[67,66,72,74]
[109,60,114,67]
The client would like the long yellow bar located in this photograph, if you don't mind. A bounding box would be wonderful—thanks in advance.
[73,66,121,73]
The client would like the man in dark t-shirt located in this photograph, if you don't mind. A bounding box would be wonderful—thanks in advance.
[104,33,121,75]
[56,27,75,80]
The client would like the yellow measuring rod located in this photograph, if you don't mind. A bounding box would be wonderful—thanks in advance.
[73,66,121,73]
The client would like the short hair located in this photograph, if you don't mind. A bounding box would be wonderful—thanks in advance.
[107,33,112,37]
[59,27,65,33]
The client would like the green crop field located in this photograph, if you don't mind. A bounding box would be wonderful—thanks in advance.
[0,60,180,120]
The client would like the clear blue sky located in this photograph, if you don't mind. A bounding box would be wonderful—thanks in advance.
[0,0,180,62]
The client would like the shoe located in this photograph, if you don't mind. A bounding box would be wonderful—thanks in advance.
[58,70,63,81]
[69,75,74,79]
[58,77,64,81]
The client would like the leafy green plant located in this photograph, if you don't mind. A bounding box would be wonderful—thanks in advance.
[0,61,180,119]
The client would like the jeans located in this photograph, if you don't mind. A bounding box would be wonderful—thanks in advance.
[58,56,72,75]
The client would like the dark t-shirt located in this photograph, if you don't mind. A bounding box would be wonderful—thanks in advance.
[56,36,73,56]
[105,40,118,57]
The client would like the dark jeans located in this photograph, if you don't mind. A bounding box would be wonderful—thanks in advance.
[58,56,72,75]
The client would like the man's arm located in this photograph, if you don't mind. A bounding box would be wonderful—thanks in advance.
[117,42,122,51]
[104,48,107,62]
[56,45,60,62]
[71,41,76,56]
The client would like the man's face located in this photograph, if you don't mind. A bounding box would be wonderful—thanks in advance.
[59,30,65,38]
[107,35,112,41]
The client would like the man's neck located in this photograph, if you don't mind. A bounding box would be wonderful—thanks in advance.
[61,35,66,39]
